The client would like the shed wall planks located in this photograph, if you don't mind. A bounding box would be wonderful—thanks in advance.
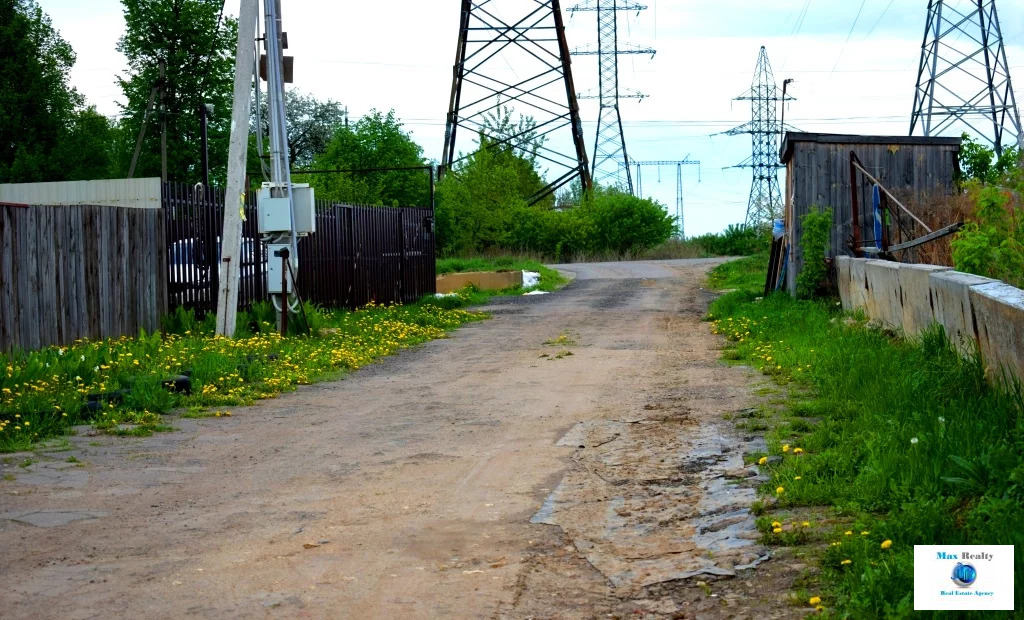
[782,134,961,295]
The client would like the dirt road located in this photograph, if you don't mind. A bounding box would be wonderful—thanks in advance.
[1,259,801,619]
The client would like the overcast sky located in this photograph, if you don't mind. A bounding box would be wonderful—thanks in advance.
[38,0,1024,236]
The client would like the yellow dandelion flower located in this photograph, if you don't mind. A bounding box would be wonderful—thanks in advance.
[841,559,852,565]
[793,447,804,454]
[776,486,785,495]
[758,456,768,465]
[844,530,853,536]
[881,539,892,549]
[809,596,821,606]
[771,521,782,528]
[782,444,790,453]
[772,527,782,534]
[802,521,811,527]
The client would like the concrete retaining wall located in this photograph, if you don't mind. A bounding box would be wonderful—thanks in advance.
[836,257,1023,382]
[436,270,523,293]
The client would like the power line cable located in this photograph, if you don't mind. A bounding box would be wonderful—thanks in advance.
[831,0,868,73]
[862,0,895,39]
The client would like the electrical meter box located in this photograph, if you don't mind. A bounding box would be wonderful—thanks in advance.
[257,183,316,235]
[266,243,293,294]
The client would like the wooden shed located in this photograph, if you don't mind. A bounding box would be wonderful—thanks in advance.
[779,132,961,296]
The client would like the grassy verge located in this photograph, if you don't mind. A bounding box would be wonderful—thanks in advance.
[706,252,769,290]
[1,297,485,452]
[706,259,1024,617]
[436,257,568,293]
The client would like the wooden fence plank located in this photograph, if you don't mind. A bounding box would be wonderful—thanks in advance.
[37,206,58,347]
[0,207,12,350]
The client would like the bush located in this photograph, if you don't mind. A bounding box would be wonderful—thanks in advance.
[796,207,832,299]
[951,184,1024,288]
[691,224,769,256]
[437,182,676,260]
[578,187,676,258]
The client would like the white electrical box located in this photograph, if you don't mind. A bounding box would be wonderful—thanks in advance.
[257,184,316,235]
[258,197,292,233]
[291,184,316,235]
[266,243,293,294]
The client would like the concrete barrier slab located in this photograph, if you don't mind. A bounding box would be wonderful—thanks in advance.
[836,256,854,310]
[436,270,523,293]
[969,282,1024,383]
[897,264,951,336]
[847,258,874,311]
[864,261,902,328]
[929,271,996,355]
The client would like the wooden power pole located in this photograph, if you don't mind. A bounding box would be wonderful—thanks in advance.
[214,0,260,337]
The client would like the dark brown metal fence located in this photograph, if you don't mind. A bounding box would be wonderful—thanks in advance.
[162,183,435,315]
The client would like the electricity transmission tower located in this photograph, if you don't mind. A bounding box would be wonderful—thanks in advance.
[726,46,791,228]
[625,159,701,237]
[569,1,654,194]
[441,0,592,205]
[909,0,1023,155]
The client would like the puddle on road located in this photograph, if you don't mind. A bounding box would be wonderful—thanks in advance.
[532,416,769,590]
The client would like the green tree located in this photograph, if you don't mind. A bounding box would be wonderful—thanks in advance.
[435,107,554,254]
[52,107,117,181]
[304,110,427,206]
[115,0,236,182]
[250,89,348,170]
[958,133,1021,184]
[579,188,676,258]
[0,0,82,182]
[436,142,527,254]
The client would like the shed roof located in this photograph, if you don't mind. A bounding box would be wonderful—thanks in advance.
[780,132,961,163]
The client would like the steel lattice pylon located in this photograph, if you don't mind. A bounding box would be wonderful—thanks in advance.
[622,158,700,237]
[726,46,791,228]
[569,1,654,194]
[441,0,592,205]
[909,0,1022,155]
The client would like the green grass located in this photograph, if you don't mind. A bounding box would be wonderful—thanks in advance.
[1,298,485,452]
[706,261,1024,618]
[436,257,568,293]
[705,253,768,291]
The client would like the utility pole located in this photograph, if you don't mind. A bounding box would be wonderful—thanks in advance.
[160,58,168,183]
[441,0,592,205]
[569,0,654,195]
[725,46,793,228]
[909,0,1022,154]
[128,58,165,179]
[214,0,259,337]
[199,103,212,189]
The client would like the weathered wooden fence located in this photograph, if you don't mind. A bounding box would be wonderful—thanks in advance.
[163,183,436,315]
[0,203,166,352]
[0,187,434,351]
